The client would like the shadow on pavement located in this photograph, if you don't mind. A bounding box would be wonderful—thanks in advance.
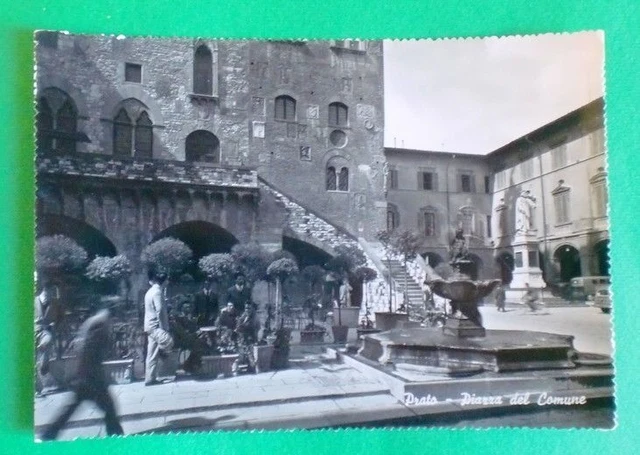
[135,414,237,434]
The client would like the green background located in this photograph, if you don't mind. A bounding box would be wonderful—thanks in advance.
[2,0,638,453]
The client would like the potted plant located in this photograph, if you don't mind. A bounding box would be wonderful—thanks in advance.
[253,303,275,373]
[199,330,239,379]
[141,237,193,292]
[266,257,298,369]
[85,255,132,297]
[325,246,365,329]
[300,296,326,344]
[355,266,382,339]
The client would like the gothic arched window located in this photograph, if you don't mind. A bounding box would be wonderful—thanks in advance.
[36,98,54,151]
[275,95,296,121]
[135,111,153,158]
[193,45,213,95]
[36,88,79,154]
[112,99,154,158]
[185,130,220,163]
[113,108,133,157]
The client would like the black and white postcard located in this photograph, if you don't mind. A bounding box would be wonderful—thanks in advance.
[33,32,613,440]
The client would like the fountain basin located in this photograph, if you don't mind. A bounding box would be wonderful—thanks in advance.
[359,327,579,372]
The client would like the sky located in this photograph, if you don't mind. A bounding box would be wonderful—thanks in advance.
[383,32,604,155]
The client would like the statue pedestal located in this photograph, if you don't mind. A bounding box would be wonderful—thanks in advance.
[508,232,545,299]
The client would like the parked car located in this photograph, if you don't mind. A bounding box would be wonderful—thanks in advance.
[592,285,611,313]
[570,276,610,300]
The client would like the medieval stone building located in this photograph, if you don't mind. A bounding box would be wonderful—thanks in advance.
[34,33,387,296]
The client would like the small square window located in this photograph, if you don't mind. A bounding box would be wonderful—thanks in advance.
[125,63,142,83]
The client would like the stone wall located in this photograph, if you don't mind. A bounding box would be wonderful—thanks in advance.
[35,34,387,243]
[37,154,258,189]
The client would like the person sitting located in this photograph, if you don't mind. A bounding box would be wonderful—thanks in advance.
[233,304,261,374]
[170,302,208,374]
[215,302,238,353]
[226,274,251,314]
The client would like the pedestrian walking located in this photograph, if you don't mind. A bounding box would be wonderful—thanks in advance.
[495,284,507,312]
[38,301,124,440]
[144,271,174,386]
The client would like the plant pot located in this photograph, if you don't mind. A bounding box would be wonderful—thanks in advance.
[199,354,240,378]
[332,307,360,328]
[374,312,409,331]
[300,329,326,344]
[332,325,349,344]
[271,328,292,370]
[48,356,78,388]
[157,349,180,380]
[103,359,134,384]
[356,328,382,340]
[49,357,134,387]
[253,344,274,373]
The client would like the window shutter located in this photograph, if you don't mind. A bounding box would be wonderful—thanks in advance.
[470,175,476,193]
[433,173,439,191]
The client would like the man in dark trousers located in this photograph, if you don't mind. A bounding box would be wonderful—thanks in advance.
[226,274,251,313]
[39,300,124,440]
[193,281,219,326]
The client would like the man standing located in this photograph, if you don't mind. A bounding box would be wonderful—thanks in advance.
[226,274,251,313]
[194,281,219,326]
[144,271,174,386]
[39,302,124,440]
[35,281,55,396]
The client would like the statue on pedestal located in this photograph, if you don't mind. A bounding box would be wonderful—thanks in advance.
[515,190,537,234]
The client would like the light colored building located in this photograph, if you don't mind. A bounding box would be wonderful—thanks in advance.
[487,97,608,285]
[384,149,494,279]
[385,97,608,285]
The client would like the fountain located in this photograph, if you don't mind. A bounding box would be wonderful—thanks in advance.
[347,226,613,427]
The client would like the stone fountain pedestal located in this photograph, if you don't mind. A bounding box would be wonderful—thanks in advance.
[358,327,576,372]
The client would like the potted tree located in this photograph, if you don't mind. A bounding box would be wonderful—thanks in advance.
[325,245,366,339]
[197,253,239,377]
[355,266,382,339]
[254,303,275,373]
[266,257,299,369]
[85,256,138,382]
[299,265,327,344]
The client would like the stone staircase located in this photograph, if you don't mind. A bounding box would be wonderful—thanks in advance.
[385,259,425,320]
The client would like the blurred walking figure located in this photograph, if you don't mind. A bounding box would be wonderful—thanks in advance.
[495,284,507,312]
[35,281,55,396]
[144,271,174,386]
[522,283,539,312]
[39,300,124,440]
